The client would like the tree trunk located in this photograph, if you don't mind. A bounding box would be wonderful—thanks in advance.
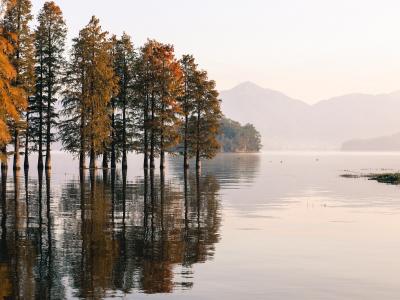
[183,168,189,230]
[122,103,127,170]
[38,57,44,170]
[183,115,189,169]
[144,129,148,169]
[45,61,52,170]
[195,111,201,170]
[111,101,116,169]
[79,115,86,169]
[196,151,201,170]
[79,151,86,170]
[1,146,7,173]
[102,150,108,169]
[13,129,20,170]
[24,110,29,170]
[143,91,149,169]
[45,96,51,170]
[89,146,96,169]
[160,125,165,169]
[150,94,155,169]
[160,145,165,169]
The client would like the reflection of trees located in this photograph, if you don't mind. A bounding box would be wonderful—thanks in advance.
[57,167,221,296]
[0,165,222,297]
[78,171,119,299]
[0,169,64,299]
[169,153,261,185]
[0,169,12,299]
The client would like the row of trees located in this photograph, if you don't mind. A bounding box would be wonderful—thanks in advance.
[0,0,222,172]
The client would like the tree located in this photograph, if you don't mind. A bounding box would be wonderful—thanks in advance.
[134,40,183,169]
[60,16,118,169]
[178,55,198,169]
[2,0,34,170]
[156,44,183,169]
[31,1,66,170]
[188,72,221,169]
[109,33,136,170]
[134,41,153,169]
[218,118,262,152]
[0,0,26,170]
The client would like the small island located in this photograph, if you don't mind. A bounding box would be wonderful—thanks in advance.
[218,118,262,153]
[342,172,400,184]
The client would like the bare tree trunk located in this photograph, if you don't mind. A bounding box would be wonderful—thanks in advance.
[160,117,165,169]
[24,109,29,170]
[150,94,155,169]
[195,110,201,170]
[144,129,148,169]
[89,145,96,169]
[111,100,116,169]
[45,95,51,170]
[13,129,20,170]
[102,150,108,169]
[45,60,52,170]
[38,57,44,170]
[183,115,189,169]
[160,136,165,169]
[143,95,149,169]
[1,146,7,173]
[122,102,127,170]
[79,114,86,169]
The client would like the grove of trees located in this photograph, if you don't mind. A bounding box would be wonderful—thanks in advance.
[218,118,262,153]
[0,0,222,172]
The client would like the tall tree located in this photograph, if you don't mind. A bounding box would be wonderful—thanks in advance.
[2,0,34,170]
[0,0,26,170]
[60,16,118,169]
[134,40,182,169]
[134,41,153,169]
[179,55,197,169]
[156,44,183,169]
[188,71,221,169]
[109,33,136,170]
[32,1,66,170]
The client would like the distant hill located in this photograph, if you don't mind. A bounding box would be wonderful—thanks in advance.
[342,133,400,151]
[220,82,400,150]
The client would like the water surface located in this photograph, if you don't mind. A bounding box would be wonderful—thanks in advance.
[1,152,399,299]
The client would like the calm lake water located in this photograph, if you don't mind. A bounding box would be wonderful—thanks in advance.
[1,152,400,299]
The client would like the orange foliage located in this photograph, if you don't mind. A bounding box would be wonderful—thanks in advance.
[0,0,27,147]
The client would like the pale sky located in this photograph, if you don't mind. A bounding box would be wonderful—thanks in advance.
[30,0,400,103]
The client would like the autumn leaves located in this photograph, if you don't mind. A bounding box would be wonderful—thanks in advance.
[1,1,221,172]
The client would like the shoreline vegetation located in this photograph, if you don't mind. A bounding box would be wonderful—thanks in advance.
[341,172,400,184]
[0,1,262,174]
[0,0,226,172]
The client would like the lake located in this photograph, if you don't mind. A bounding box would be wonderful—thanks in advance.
[0,152,399,299]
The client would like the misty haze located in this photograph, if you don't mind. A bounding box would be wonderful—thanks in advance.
[1,1,400,300]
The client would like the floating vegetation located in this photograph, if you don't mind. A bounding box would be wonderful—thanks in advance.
[341,172,400,185]
[368,173,400,185]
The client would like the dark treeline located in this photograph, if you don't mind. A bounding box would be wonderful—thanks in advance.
[0,0,222,172]
[218,118,262,153]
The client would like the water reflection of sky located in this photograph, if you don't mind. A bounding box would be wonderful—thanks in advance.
[1,152,400,299]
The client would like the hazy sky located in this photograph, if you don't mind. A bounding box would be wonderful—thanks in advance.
[30,0,400,103]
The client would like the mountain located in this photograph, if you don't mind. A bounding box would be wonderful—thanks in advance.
[220,82,400,150]
[342,132,400,151]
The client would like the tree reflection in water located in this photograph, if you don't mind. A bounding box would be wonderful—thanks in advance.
[0,165,221,298]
